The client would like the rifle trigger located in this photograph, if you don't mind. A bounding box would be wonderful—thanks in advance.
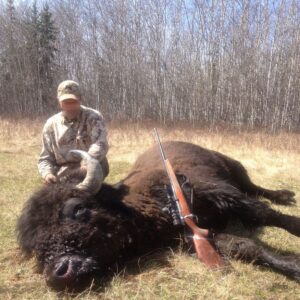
[183,214,199,223]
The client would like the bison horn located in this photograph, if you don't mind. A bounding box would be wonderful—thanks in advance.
[67,150,104,194]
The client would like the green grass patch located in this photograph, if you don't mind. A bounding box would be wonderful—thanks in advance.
[105,160,132,184]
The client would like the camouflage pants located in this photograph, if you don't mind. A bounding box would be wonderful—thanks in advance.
[56,157,109,182]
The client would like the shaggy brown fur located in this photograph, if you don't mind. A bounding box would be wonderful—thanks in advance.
[17,141,300,291]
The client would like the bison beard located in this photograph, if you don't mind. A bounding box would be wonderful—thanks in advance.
[17,141,300,291]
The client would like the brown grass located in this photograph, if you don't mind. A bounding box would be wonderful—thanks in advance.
[0,117,299,299]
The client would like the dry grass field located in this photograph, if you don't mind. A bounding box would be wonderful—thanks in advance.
[0,118,299,299]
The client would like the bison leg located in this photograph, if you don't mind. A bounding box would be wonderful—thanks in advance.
[193,184,300,236]
[231,196,300,237]
[214,233,300,282]
[223,156,296,205]
[214,194,300,237]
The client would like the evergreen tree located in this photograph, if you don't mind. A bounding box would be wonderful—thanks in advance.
[22,2,58,112]
[2,0,17,107]
[30,1,39,50]
[38,3,58,110]
[39,3,57,79]
[5,0,16,62]
[6,0,16,24]
[24,1,41,110]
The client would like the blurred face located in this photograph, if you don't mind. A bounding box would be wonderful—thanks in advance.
[59,99,81,120]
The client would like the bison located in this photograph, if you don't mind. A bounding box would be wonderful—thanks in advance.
[17,141,300,291]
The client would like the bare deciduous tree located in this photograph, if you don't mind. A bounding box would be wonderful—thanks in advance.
[0,0,299,132]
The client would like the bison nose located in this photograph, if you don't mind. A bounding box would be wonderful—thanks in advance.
[46,255,98,291]
[55,258,69,277]
[55,257,79,277]
[46,256,83,291]
[53,256,83,279]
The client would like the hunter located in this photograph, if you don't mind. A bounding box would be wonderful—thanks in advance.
[38,80,109,184]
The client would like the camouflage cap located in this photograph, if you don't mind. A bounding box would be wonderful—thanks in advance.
[57,80,82,102]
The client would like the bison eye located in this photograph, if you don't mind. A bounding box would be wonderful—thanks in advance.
[74,206,90,221]
[61,198,91,223]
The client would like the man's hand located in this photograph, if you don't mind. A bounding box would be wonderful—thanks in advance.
[45,173,57,184]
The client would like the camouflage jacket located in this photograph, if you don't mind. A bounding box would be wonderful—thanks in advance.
[38,105,109,179]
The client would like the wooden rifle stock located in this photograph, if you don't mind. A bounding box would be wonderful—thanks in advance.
[154,128,224,268]
[165,159,224,268]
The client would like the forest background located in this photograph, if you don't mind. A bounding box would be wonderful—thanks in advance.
[0,0,300,131]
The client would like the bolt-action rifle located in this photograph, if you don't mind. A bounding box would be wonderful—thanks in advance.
[154,128,224,268]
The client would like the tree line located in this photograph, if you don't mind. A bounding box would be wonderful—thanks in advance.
[0,0,299,132]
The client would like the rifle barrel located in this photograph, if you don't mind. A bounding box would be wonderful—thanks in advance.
[153,128,166,161]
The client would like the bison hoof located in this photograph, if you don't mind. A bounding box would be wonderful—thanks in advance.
[272,189,296,206]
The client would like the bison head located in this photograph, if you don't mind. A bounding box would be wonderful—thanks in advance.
[17,151,144,291]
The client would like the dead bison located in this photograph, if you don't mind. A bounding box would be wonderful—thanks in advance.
[17,141,300,291]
